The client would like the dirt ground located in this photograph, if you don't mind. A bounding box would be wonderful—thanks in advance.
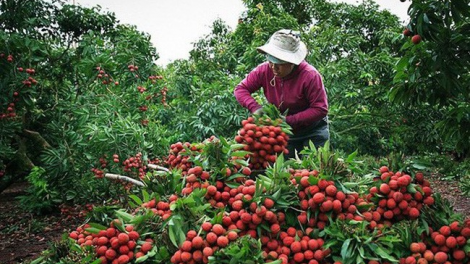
[0,177,469,264]
[0,182,83,264]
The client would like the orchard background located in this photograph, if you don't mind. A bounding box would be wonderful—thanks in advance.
[0,0,469,264]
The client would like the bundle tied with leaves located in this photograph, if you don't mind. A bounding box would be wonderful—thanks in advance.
[235,104,292,170]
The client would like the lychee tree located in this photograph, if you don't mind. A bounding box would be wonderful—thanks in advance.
[0,0,169,211]
[392,0,470,157]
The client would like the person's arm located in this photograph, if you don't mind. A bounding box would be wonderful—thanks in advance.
[285,73,328,129]
[234,65,265,113]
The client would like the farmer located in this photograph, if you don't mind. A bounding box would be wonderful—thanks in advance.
[234,29,329,158]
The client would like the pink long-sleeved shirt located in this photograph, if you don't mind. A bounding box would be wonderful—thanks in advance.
[234,61,328,133]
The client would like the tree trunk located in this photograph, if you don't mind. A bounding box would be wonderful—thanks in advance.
[0,130,51,193]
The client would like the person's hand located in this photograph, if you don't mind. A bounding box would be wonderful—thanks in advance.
[253,107,265,116]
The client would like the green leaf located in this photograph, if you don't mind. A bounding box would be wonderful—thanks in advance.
[168,218,185,247]
[135,254,149,263]
[225,182,241,189]
[406,184,417,194]
[129,194,143,205]
[308,176,319,185]
[231,150,251,157]
[341,238,353,259]
[423,13,429,24]
[142,189,150,202]
[233,159,249,167]
[84,227,101,234]
[464,244,470,253]
[230,144,246,151]
[375,245,398,262]
[115,210,134,222]
[88,222,107,230]
[346,150,357,163]
[29,256,45,264]
[91,259,102,264]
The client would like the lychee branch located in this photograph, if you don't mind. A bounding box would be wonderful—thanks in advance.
[104,173,145,187]
[147,163,170,172]
[21,129,51,149]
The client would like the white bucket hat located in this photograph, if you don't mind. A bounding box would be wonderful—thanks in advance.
[257,29,308,65]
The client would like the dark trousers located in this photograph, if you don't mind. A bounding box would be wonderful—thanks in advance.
[286,124,329,159]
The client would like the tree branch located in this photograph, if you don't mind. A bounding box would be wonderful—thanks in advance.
[21,129,51,149]
[104,173,145,187]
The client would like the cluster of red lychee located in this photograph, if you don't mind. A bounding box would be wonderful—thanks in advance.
[170,208,331,264]
[180,164,248,198]
[95,66,118,85]
[403,28,422,45]
[401,220,470,264]
[92,153,146,180]
[17,67,38,86]
[22,76,38,87]
[1,66,38,120]
[69,222,153,264]
[292,169,370,229]
[148,75,163,83]
[263,228,329,264]
[23,68,36,74]
[137,86,146,93]
[140,119,149,126]
[127,64,139,72]
[139,196,177,221]
[92,156,108,178]
[180,166,210,195]
[91,167,105,178]
[122,152,146,179]
[170,225,232,264]
[205,179,245,209]
[165,142,201,174]
[0,102,17,120]
[235,116,289,170]
[1,53,14,62]
[160,86,168,106]
[60,203,93,219]
[367,167,434,222]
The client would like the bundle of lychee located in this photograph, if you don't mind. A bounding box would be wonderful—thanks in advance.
[199,178,258,212]
[235,115,291,170]
[227,199,288,239]
[179,165,211,195]
[292,169,371,229]
[138,195,178,220]
[181,167,240,208]
[203,179,236,209]
[69,222,154,264]
[170,224,237,263]
[121,152,147,179]
[261,227,330,264]
[199,180,287,239]
[165,141,201,174]
[367,166,434,222]
[92,156,109,178]
[166,137,221,174]
[400,220,470,264]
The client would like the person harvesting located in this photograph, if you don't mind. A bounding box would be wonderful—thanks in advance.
[234,29,330,158]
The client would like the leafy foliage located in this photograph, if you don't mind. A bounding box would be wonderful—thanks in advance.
[209,236,272,264]
[324,219,404,264]
[392,0,470,155]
